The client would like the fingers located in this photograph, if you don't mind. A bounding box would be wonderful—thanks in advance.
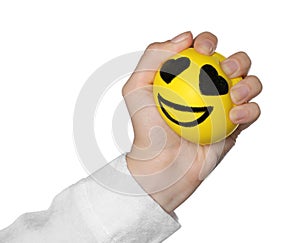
[230,102,261,125]
[221,52,251,78]
[230,75,263,104]
[229,75,262,124]
[123,31,193,95]
[123,31,221,96]
[193,32,218,55]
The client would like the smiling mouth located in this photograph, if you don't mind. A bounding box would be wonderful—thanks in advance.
[157,93,213,127]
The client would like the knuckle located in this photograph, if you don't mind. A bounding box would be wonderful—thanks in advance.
[146,42,161,50]
[197,31,218,42]
[242,52,252,66]
[252,102,261,117]
[248,75,263,93]
[235,51,252,67]
[121,83,130,97]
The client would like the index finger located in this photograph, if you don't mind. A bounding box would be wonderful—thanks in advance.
[193,32,218,55]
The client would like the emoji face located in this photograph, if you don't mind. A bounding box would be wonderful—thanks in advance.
[153,48,241,144]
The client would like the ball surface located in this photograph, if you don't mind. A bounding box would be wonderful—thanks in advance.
[153,48,241,145]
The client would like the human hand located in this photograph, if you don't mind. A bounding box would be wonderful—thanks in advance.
[122,31,262,213]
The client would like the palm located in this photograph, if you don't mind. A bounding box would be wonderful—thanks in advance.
[127,85,237,182]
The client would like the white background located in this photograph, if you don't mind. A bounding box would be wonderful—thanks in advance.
[1,0,299,242]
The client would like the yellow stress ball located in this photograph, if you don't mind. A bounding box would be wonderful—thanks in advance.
[153,48,242,145]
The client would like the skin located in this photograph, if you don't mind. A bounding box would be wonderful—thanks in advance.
[122,31,262,213]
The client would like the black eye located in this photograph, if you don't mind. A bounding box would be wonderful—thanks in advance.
[199,64,229,96]
[160,57,190,84]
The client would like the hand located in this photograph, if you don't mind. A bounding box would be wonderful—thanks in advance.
[122,31,262,213]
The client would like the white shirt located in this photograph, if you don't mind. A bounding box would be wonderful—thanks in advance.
[0,154,180,242]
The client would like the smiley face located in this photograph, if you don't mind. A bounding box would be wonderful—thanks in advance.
[153,48,241,144]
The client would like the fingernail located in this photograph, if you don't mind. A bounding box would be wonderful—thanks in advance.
[222,59,239,76]
[230,85,249,104]
[171,31,191,43]
[197,39,215,55]
[230,107,248,123]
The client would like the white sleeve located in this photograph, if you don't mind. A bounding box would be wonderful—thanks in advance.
[0,154,180,243]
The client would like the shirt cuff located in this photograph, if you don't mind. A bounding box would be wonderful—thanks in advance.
[80,154,181,242]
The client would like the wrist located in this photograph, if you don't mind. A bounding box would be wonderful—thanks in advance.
[125,151,201,213]
[125,154,173,213]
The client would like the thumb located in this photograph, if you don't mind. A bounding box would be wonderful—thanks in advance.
[122,31,193,95]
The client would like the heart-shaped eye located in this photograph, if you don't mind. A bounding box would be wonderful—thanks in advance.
[160,57,190,84]
[199,64,229,96]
